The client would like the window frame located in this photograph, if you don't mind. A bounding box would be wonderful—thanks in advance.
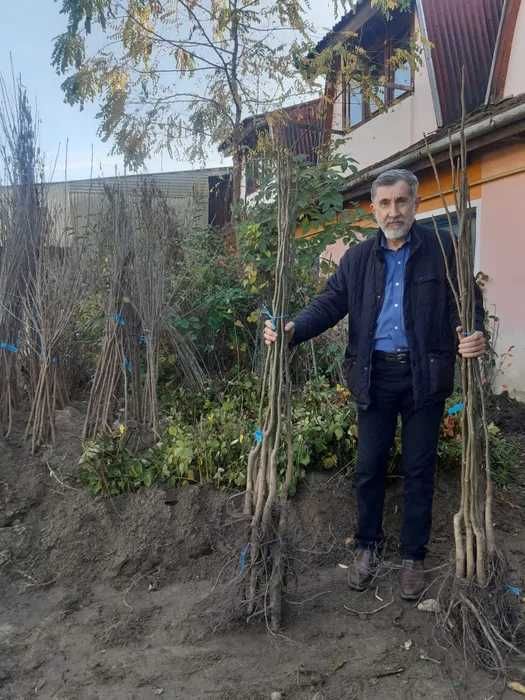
[342,13,415,131]
[415,200,482,276]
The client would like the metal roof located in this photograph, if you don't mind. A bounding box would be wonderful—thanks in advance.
[228,98,325,163]
[422,0,505,124]
[268,99,325,163]
[38,166,232,196]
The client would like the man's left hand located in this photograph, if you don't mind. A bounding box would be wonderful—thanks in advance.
[457,327,486,358]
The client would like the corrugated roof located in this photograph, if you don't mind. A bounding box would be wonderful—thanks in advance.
[268,99,325,163]
[416,0,504,123]
[43,166,231,195]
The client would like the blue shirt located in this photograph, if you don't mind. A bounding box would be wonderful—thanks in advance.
[374,234,410,352]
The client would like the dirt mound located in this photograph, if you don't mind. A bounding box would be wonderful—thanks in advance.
[1,411,524,699]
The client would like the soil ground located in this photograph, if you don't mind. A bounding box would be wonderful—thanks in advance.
[1,399,524,700]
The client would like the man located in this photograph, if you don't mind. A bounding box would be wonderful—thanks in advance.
[264,169,485,600]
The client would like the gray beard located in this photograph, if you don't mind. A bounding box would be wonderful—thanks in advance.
[382,227,410,240]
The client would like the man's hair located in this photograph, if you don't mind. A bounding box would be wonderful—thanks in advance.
[371,169,419,201]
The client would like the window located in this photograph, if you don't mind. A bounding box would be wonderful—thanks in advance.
[343,11,414,129]
[417,210,477,260]
[393,61,412,99]
[417,212,460,238]
[348,80,365,127]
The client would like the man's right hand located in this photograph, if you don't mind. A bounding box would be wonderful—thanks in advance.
[263,319,295,346]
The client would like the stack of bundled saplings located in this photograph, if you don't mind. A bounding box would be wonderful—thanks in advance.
[0,75,206,449]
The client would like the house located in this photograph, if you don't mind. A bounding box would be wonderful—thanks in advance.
[315,0,525,399]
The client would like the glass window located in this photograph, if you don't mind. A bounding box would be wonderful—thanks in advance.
[348,82,364,126]
[417,210,476,257]
[393,61,411,99]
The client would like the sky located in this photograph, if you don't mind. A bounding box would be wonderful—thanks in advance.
[0,1,341,182]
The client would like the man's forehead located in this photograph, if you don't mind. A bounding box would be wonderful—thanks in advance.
[374,181,412,199]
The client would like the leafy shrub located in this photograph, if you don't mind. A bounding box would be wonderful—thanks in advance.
[79,376,520,497]
[437,394,520,487]
[79,373,358,496]
[79,427,160,496]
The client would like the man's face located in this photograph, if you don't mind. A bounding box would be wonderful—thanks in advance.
[371,180,419,240]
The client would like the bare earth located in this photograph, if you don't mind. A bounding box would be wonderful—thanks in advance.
[1,404,524,700]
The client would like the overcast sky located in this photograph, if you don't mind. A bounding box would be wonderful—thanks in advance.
[0,2,341,181]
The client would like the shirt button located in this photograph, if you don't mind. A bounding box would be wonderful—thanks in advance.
[395,282,400,287]
[394,326,398,330]
[394,304,399,308]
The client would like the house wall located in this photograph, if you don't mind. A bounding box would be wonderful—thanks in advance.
[319,147,525,398]
[504,0,525,98]
[478,142,525,399]
[332,17,438,171]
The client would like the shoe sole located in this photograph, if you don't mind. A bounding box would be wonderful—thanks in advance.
[400,591,423,601]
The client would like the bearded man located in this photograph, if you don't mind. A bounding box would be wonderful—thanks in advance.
[264,169,485,600]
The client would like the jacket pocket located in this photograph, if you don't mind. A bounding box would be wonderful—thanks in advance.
[428,352,455,396]
[415,273,439,306]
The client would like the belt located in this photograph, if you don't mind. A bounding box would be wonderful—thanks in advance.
[373,350,410,363]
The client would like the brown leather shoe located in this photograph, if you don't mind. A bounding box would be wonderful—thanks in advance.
[400,559,425,600]
[348,548,379,591]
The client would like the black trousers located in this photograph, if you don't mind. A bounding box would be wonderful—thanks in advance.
[355,353,445,560]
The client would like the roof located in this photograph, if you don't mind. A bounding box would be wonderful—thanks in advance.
[422,0,505,124]
[36,166,231,195]
[314,0,371,53]
[223,98,326,163]
[266,99,325,162]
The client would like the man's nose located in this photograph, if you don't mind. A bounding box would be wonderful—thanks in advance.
[388,202,400,217]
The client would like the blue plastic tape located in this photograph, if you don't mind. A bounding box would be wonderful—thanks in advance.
[261,304,286,331]
[447,402,464,416]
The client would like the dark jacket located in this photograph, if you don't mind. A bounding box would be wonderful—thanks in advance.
[292,224,484,409]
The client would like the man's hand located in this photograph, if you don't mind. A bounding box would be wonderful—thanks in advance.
[457,327,486,358]
[263,319,295,346]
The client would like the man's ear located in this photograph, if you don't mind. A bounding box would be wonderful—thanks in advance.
[414,196,421,212]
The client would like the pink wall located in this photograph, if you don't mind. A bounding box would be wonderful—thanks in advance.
[480,165,525,399]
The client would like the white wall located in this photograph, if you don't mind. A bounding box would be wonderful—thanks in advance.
[332,17,438,172]
[504,0,525,98]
